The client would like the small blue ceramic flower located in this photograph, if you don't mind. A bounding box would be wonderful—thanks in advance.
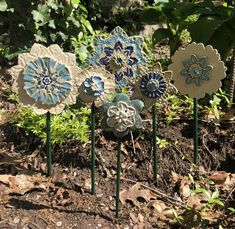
[90,26,146,90]
[76,67,115,106]
[181,54,212,86]
[23,57,72,105]
[140,72,167,99]
[131,63,172,108]
[101,93,144,137]
[83,76,104,97]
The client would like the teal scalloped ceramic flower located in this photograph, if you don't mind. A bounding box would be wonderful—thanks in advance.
[101,93,144,137]
[90,26,146,91]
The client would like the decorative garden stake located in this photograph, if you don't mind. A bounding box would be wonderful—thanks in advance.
[90,26,146,91]
[9,43,79,175]
[132,63,172,180]
[168,42,226,164]
[101,93,144,218]
[76,66,115,194]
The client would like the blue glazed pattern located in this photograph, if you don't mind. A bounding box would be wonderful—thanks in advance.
[84,75,104,97]
[90,27,145,89]
[140,72,167,98]
[181,54,212,86]
[23,57,72,105]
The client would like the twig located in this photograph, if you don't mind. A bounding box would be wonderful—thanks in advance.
[202,133,217,160]
[225,185,235,202]
[130,131,136,155]
[118,177,185,207]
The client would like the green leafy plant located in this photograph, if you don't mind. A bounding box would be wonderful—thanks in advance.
[191,188,224,211]
[0,0,94,66]
[11,106,90,145]
[141,1,199,55]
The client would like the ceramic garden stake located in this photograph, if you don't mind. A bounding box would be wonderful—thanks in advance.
[90,26,146,91]
[101,93,144,218]
[168,42,226,164]
[76,66,115,194]
[9,43,80,175]
[132,63,172,180]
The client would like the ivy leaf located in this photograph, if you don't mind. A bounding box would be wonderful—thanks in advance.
[0,0,8,11]
[48,19,56,29]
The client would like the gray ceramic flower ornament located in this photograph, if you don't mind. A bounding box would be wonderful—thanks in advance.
[76,66,115,106]
[9,43,80,114]
[101,93,144,137]
[131,63,173,108]
[168,42,226,99]
[90,26,146,91]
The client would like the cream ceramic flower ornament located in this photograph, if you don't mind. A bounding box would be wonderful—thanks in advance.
[131,63,172,108]
[9,43,80,114]
[168,42,226,99]
[101,93,144,137]
[76,66,115,106]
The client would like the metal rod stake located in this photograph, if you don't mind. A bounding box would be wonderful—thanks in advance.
[193,98,198,164]
[152,104,158,180]
[46,112,52,176]
[91,102,96,195]
[116,137,122,218]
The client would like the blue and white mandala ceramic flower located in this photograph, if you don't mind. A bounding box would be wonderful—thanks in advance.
[77,66,115,106]
[132,63,172,108]
[168,42,226,99]
[9,43,80,114]
[90,26,146,90]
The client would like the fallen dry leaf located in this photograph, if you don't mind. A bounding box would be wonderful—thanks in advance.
[0,174,51,195]
[210,172,229,185]
[186,193,208,210]
[120,183,156,208]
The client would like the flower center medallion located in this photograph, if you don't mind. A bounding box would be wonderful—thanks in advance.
[146,79,159,92]
[181,54,213,86]
[109,52,127,71]
[23,57,72,105]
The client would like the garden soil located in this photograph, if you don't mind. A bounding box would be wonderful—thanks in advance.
[0,70,235,228]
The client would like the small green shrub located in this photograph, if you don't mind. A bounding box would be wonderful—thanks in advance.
[11,106,90,145]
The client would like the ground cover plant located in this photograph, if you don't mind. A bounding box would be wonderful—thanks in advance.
[0,0,235,228]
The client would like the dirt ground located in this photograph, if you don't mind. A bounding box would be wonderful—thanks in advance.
[0,70,235,228]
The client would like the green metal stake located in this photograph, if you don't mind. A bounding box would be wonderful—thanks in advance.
[152,104,158,180]
[193,98,198,164]
[91,102,96,195]
[116,137,122,219]
[46,112,52,176]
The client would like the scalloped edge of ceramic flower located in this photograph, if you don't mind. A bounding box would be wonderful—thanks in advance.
[131,63,172,108]
[9,43,80,114]
[76,66,115,106]
[168,42,226,99]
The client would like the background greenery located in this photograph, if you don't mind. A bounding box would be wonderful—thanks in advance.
[0,0,234,145]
